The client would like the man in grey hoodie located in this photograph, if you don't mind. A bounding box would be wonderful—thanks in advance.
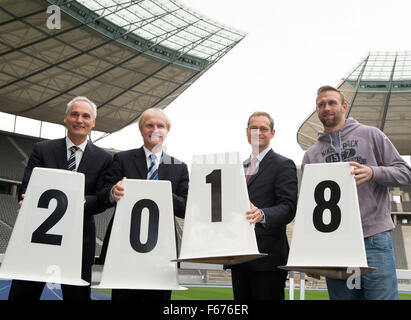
[302,85,411,300]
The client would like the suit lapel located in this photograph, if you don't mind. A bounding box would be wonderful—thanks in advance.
[53,138,68,169]
[158,152,170,180]
[133,147,148,179]
[77,141,93,174]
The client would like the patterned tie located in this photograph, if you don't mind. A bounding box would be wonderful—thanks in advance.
[246,156,259,183]
[147,154,159,180]
[67,146,79,171]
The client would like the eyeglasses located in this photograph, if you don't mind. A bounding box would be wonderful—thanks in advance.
[248,126,270,133]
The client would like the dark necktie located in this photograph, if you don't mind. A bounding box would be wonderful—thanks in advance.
[147,154,158,180]
[67,146,79,171]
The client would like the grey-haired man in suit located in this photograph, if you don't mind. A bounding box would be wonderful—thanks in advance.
[8,97,112,300]
[99,107,189,301]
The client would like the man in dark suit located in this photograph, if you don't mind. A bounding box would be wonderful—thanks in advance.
[229,111,298,300]
[99,107,189,301]
[8,97,112,300]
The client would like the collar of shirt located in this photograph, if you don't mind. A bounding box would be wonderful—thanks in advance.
[66,137,87,171]
[143,146,163,168]
[250,147,271,163]
[65,137,87,155]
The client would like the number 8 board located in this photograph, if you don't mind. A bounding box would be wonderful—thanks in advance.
[280,162,375,279]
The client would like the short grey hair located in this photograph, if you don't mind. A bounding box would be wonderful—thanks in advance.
[66,96,97,119]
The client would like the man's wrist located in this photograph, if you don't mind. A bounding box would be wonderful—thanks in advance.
[260,209,266,225]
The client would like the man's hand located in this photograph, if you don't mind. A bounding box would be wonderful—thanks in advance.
[17,193,25,214]
[112,177,126,202]
[246,202,263,225]
[349,161,373,185]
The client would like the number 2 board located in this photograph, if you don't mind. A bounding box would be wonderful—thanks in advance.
[0,167,87,285]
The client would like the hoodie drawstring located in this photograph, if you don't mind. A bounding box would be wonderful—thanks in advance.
[329,131,343,162]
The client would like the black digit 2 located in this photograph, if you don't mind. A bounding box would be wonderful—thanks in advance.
[130,199,159,253]
[206,169,222,222]
[31,189,68,246]
[313,180,341,233]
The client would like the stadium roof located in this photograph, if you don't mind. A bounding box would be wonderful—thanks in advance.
[0,0,245,134]
[297,51,411,155]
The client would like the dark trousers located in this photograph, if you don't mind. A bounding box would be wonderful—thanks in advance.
[8,280,91,300]
[231,268,287,300]
[111,289,171,301]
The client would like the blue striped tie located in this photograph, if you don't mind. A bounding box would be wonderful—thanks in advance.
[67,146,79,171]
[147,154,158,180]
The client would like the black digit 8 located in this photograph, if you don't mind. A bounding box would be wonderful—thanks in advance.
[312,180,341,233]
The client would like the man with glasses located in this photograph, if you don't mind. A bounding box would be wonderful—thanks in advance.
[228,111,298,300]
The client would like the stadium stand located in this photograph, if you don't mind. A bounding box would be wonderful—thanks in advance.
[0,194,18,229]
[0,130,43,183]
[0,225,12,254]
[94,207,114,258]
[392,225,408,269]
[403,226,411,266]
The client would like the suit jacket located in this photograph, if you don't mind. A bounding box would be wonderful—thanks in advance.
[231,148,298,272]
[98,146,189,263]
[19,138,113,281]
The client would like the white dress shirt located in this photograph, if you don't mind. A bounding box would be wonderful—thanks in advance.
[65,136,87,171]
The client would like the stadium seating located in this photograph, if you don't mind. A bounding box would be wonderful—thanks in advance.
[392,225,408,269]
[0,131,41,182]
[0,194,18,229]
[0,224,12,253]
[94,207,114,243]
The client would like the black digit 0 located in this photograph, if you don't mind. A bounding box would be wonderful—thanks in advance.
[130,199,159,253]
[206,169,222,222]
[313,180,341,233]
[31,189,68,246]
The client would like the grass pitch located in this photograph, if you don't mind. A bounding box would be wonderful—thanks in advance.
[170,286,331,300]
[97,286,411,300]
[170,286,411,300]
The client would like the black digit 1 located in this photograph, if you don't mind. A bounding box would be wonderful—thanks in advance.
[31,189,68,246]
[313,180,341,233]
[206,169,222,222]
[130,199,159,253]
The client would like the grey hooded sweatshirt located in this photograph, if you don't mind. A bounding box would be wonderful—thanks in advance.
[302,118,411,238]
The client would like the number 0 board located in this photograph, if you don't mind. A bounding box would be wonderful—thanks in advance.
[93,179,185,290]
